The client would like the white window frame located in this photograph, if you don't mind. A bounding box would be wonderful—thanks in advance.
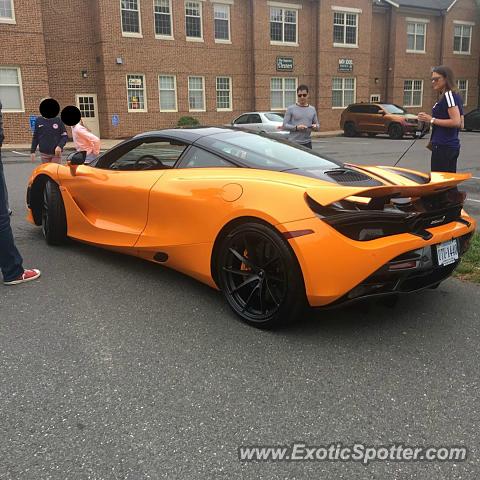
[332,8,359,48]
[216,76,232,111]
[185,0,204,42]
[158,75,178,112]
[370,94,381,103]
[154,0,174,40]
[332,77,356,109]
[120,0,143,38]
[0,0,15,24]
[0,66,25,112]
[268,3,301,47]
[456,79,468,107]
[270,77,298,111]
[406,18,428,54]
[403,79,423,108]
[213,3,231,43]
[453,21,473,55]
[188,76,206,112]
[126,74,148,112]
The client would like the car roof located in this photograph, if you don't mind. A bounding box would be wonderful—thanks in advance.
[134,127,230,142]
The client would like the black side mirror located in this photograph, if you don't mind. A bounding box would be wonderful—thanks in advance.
[67,151,86,165]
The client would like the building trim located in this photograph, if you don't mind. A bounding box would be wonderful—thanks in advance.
[331,6,362,14]
[267,1,302,10]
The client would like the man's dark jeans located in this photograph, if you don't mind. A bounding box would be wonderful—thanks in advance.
[0,149,23,282]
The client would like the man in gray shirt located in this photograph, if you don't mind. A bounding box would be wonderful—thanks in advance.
[282,84,319,149]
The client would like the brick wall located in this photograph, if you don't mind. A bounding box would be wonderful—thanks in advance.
[0,0,49,144]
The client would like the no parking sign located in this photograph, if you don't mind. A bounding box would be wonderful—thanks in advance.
[29,115,37,132]
[112,114,119,127]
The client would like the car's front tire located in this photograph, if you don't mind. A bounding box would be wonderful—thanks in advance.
[42,180,67,245]
[217,222,306,328]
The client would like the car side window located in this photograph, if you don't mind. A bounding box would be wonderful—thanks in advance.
[248,114,262,124]
[177,146,237,169]
[234,114,250,125]
[368,106,382,114]
[106,140,188,171]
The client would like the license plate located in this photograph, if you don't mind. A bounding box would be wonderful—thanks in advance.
[436,239,459,266]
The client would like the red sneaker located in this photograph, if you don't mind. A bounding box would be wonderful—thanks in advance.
[4,269,41,285]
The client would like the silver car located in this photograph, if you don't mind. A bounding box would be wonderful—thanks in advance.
[230,111,289,137]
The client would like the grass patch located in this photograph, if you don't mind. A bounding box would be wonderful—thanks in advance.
[454,232,480,284]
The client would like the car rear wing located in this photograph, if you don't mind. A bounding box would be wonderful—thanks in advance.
[306,171,472,207]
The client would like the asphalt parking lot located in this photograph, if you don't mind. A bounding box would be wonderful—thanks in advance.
[1,134,479,479]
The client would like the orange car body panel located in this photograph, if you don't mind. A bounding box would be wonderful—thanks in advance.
[26,163,477,307]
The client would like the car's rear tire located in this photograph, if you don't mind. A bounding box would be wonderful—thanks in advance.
[367,133,377,137]
[466,128,472,132]
[388,123,404,139]
[42,180,67,245]
[216,222,306,329]
[344,122,357,137]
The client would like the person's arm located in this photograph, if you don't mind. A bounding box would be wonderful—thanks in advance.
[418,92,462,128]
[57,121,68,150]
[461,114,465,130]
[312,109,320,131]
[30,118,39,161]
[0,102,4,146]
[282,107,296,131]
[79,126,101,154]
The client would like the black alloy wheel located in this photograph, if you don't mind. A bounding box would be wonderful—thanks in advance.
[217,222,305,328]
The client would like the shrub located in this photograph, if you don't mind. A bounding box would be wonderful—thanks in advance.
[177,116,200,127]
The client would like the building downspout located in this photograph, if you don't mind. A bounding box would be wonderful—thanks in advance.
[250,0,256,111]
[385,5,393,102]
[439,10,446,66]
[314,0,320,114]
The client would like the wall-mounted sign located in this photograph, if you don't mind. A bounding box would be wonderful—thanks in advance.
[338,58,353,72]
[112,114,119,127]
[276,57,294,71]
[128,78,142,87]
[29,115,37,132]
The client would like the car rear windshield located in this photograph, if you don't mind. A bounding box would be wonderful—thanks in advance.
[380,104,407,114]
[202,131,342,171]
[264,113,284,122]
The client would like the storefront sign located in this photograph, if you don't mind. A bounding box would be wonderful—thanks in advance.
[276,57,294,71]
[338,58,353,72]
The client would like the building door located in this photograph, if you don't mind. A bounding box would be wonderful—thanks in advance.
[75,94,100,138]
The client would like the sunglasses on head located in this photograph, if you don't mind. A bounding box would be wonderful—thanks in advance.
[297,93,308,97]
[431,76,443,83]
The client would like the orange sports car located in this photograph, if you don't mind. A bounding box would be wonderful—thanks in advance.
[26,128,476,328]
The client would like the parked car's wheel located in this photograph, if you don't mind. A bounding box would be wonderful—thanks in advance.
[217,222,306,329]
[344,122,357,137]
[367,133,377,137]
[42,180,67,245]
[466,128,473,132]
[388,123,404,140]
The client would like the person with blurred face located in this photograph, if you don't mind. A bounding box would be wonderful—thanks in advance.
[418,66,463,173]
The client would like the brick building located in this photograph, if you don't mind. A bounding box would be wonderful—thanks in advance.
[0,0,479,142]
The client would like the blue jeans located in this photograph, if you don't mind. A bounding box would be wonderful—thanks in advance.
[0,149,24,281]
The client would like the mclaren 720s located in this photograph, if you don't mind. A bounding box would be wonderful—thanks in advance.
[26,128,476,328]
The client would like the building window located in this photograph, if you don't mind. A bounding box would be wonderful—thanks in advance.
[0,67,24,111]
[270,77,297,110]
[332,77,356,108]
[454,23,472,54]
[121,0,141,35]
[159,75,177,112]
[403,80,423,107]
[154,0,173,38]
[126,74,147,111]
[270,7,297,44]
[188,76,205,111]
[0,0,15,23]
[216,77,232,111]
[333,11,358,47]
[185,1,202,40]
[214,4,230,42]
[457,79,468,106]
[407,22,426,52]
